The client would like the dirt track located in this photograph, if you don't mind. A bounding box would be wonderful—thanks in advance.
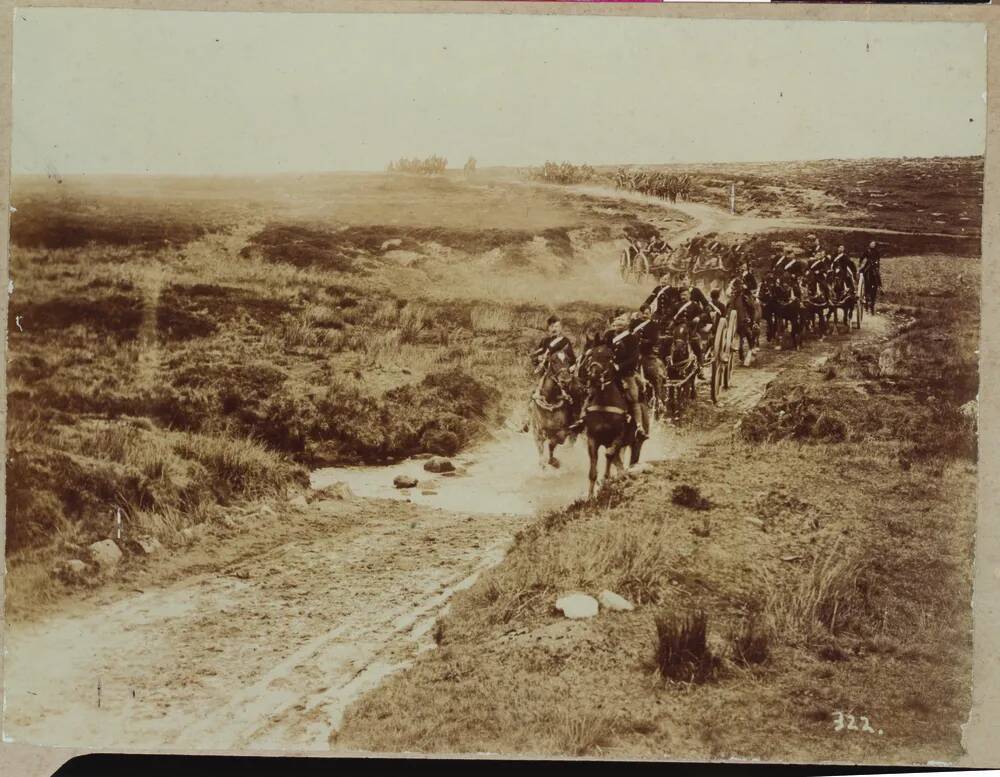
[2,186,892,752]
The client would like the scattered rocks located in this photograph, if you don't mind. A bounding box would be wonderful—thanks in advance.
[393,474,419,489]
[87,539,123,573]
[555,592,599,619]
[53,559,89,585]
[598,590,634,612]
[423,457,455,474]
[420,489,439,496]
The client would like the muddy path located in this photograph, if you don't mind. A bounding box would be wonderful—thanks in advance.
[2,181,893,752]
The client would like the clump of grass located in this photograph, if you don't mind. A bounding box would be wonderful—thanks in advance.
[727,613,772,667]
[554,709,617,756]
[762,542,869,645]
[671,484,713,511]
[653,610,720,684]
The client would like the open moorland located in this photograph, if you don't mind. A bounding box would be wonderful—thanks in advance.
[2,158,981,761]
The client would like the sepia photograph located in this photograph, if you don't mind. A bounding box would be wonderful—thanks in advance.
[1,5,989,765]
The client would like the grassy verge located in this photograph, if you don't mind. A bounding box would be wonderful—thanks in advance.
[336,255,978,762]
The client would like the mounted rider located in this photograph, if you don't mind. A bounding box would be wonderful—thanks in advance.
[830,245,857,289]
[708,288,726,321]
[531,315,582,423]
[611,312,651,440]
[642,274,680,318]
[670,287,708,378]
[531,315,577,372]
[809,249,831,276]
[858,240,883,295]
[568,312,649,439]
[739,261,758,294]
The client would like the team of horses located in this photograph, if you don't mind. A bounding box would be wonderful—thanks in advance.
[529,262,878,497]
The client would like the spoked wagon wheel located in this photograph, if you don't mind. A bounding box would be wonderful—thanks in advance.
[710,316,727,404]
[723,309,739,389]
[855,275,865,329]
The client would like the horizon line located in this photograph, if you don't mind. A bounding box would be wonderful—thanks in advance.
[10,153,986,180]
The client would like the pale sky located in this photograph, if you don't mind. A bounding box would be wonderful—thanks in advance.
[11,9,987,175]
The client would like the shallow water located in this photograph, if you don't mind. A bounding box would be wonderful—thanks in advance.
[311,425,677,517]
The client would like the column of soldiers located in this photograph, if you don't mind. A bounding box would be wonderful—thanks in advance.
[530,236,883,441]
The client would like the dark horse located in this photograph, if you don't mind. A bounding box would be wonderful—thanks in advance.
[827,272,857,331]
[773,276,803,350]
[528,351,578,469]
[581,343,644,498]
[663,328,697,419]
[758,276,782,344]
[801,274,830,339]
[861,265,881,315]
[728,283,762,366]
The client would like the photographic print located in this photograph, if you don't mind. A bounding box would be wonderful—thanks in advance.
[1,6,987,764]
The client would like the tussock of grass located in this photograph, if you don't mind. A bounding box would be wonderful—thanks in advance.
[761,542,870,646]
[727,613,772,667]
[653,611,719,684]
[554,709,617,756]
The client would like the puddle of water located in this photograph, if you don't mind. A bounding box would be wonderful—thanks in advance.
[312,426,679,517]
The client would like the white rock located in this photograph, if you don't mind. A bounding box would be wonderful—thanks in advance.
[289,494,308,508]
[87,540,123,573]
[598,590,634,612]
[555,592,599,619]
[381,238,403,251]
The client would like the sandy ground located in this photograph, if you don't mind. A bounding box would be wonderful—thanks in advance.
[2,185,893,753]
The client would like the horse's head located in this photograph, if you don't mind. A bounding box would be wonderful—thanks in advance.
[584,344,616,391]
[545,350,575,392]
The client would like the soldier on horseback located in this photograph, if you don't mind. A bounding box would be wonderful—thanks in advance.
[831,245,857,288]
[611,313,651,440]
[739,261,758,294]
[670,288,708,379]
[532,315,577,372]
[858,240,883,314]
[531,315,583,424]
[568,313,649,439]
[708,288,726,321]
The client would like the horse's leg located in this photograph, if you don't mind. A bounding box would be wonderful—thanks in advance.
[548,438,560,469]
[587,437,599,498]
[532,415,547,469]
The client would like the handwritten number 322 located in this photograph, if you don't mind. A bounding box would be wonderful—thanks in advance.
[832,712,876,733]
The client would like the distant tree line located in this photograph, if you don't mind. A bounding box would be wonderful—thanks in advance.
[386,155,448,175]
[529,161,597,185]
